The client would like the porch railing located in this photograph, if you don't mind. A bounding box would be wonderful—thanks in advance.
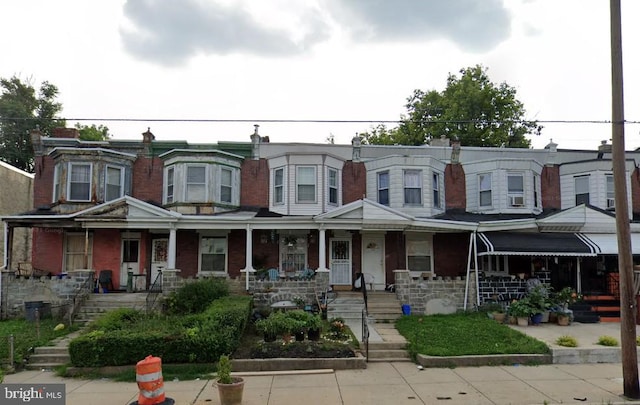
[67,273,95,326]
[146,270,163,314]
[359,273,369,361]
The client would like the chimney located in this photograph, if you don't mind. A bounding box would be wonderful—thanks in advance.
[142,127,155,143]
[352,134,362,162]
[597,140,611,159]
[430,135,451,147]
[251,125,261,160]
[52,128,80,139]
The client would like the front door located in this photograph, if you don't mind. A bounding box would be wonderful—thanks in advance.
[121,237,140,289]
[362,234,385,291]
[329,238,351,286]
[151,238,168,287]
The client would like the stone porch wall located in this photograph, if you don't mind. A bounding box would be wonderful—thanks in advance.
[394,270,477,314]
[0,269,94,319]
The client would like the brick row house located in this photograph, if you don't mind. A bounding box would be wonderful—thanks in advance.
[3,127,640,303]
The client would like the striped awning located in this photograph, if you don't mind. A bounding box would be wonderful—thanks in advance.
[476,232,597,257]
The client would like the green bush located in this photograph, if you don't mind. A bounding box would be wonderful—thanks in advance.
[88,308,144,331]
[165,278,229,315]
[69,295,252,367]
[597,335,619,347]
[255,311,304,337]
[555,335,578,347]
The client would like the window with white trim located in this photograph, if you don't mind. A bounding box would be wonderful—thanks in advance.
[404,169,422,205]
[53,163,62,202]
[575,175,590,205]
[166,167,174,204]
[105,165,124,201]
[64,233,93,272]
[328,168,338,205]
[507,173,524,207]
[274,167,284,205]
[432,172,440,208]
[296,166,316,203]
[534,174,540,208]
[200,237,227,272]
[606,174,614,208]
[377,171,389,205]
[186,165,206,202]
[479,173,492,207]
[406,238,432,272]
[220,168,232,203]
[68,163,91,201]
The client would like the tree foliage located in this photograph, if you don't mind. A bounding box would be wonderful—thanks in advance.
[360,65,541,148]
[0,76,65,172]
[75,123,110,141]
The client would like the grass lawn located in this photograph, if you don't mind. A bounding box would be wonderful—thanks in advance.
[395,312,550,359]
[0,318,78,368]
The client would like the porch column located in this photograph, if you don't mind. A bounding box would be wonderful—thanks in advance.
[241,224,255,291]
[3,222,10,269]
[576,257,582,294]
[317,228,328,271]
[167,228,177,269]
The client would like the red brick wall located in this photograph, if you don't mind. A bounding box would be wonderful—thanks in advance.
[241,159,269,207]
[32,228,63,273]
[541,165,561,210]
[343,162,366,203]
[176,230,199,277]
[92,229,122,288]
[351,232,362,277]
[434,233,470,278]
[33,155,55,207]
[385,232,405,283]
[445,164,466,210]
[251,230,280,269]
[227,230,246,278]
[132,156,163,203]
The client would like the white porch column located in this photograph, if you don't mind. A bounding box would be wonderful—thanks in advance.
[317,228,328,271]
[241,224,256,290]
[168,228,177,269]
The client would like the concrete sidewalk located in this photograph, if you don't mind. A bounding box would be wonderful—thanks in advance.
[5,361,640,405]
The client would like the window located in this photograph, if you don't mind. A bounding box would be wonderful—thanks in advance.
[53,163,62,202]
[406,239,431,272]
[200,237,227,272]
[68,163,91,201]
[404,170,422,205]
[432,172,440,208]
[479,173,492,207]
[606,174,614,208]
[186,166,206,202]
[166,167,174,204]
[220,168,232,203]
[64,233,93,272]
[328,168,338,205]
[105,165,124,201]
[533,174,540,208]
[575,175,590,205]
[296,166,316,203]
[377,171,389,205]
[274,167,284,205]
[281,235,307,273]
[507,173,524,207]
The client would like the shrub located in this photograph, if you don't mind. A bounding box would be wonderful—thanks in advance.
[255,311,304,337]
[165,278,229,315]
[597,335,619,346]
[555,335,578,347]
[88,308,144,331]
[216,354,233,384]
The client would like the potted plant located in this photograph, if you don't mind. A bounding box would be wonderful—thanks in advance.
[555,310,571,326]
[287,310,311,341]
[255,315,278,342]
[306,314,324,341]
[215,354,244,405]
[255,311,304,342]
[508,298,533,326]
[527,284,551,324]
[480,302,506,323]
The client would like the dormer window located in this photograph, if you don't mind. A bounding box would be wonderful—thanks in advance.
[479,173,492,207]
[507,173,524,207]
[166,167,174,204]
[433,172,440,208]
[69,163,92,201]
[220,168,232,203]
[575,175,590,205]
[328,168,338,205]
[273,167,284,205]
[606,174,614,209]
[186,165,206,202]
[296,166,316,203]
[404,169,422,206]
[105,165,124,201]
[377,171,389,206]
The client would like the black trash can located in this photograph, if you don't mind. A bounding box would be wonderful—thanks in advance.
[24,301,44,322]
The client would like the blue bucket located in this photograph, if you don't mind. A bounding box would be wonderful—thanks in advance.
[402,304,411,315]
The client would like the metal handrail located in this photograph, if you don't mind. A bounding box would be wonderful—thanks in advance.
[359,273,369,362]
[67,273,95,326]
[146,270,163,314]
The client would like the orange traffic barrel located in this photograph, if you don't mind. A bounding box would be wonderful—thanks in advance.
[131,355,174,405]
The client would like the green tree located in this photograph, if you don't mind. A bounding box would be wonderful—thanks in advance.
[0,76,65,172]
[361,65,541,148]
[75,123,110,141]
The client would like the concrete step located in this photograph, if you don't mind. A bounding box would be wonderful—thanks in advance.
[33,346,69,355]
[24,362,68,370]
[26,353,70,367]
[368,341,406,350]
[366,350,411,361]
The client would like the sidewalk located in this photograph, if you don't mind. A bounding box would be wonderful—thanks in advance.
[5,361,640,405]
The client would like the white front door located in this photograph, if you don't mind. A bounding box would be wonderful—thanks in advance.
[329,238,351,286]
[362,234,385,291]
[120,238,140,289]
[151,238,168,287]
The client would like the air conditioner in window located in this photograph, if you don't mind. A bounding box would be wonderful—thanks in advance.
[607,198,615,208]
[509,196,524,207]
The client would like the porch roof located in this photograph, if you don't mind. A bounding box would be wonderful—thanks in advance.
[476,232,597,257]
[580,233,640,254]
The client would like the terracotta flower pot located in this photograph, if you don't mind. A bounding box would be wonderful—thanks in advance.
[216,377,245,405]
[557,314,570,326]
[516,316,529,326]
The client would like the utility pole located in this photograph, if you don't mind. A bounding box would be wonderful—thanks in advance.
[610,0,639,398]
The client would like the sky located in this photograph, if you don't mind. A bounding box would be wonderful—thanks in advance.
[1,0,639,151]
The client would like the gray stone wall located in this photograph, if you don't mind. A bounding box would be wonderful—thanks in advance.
[394,270,476,314]
[0,269,94,320]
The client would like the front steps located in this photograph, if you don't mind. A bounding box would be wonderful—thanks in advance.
[582,295,620,322]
